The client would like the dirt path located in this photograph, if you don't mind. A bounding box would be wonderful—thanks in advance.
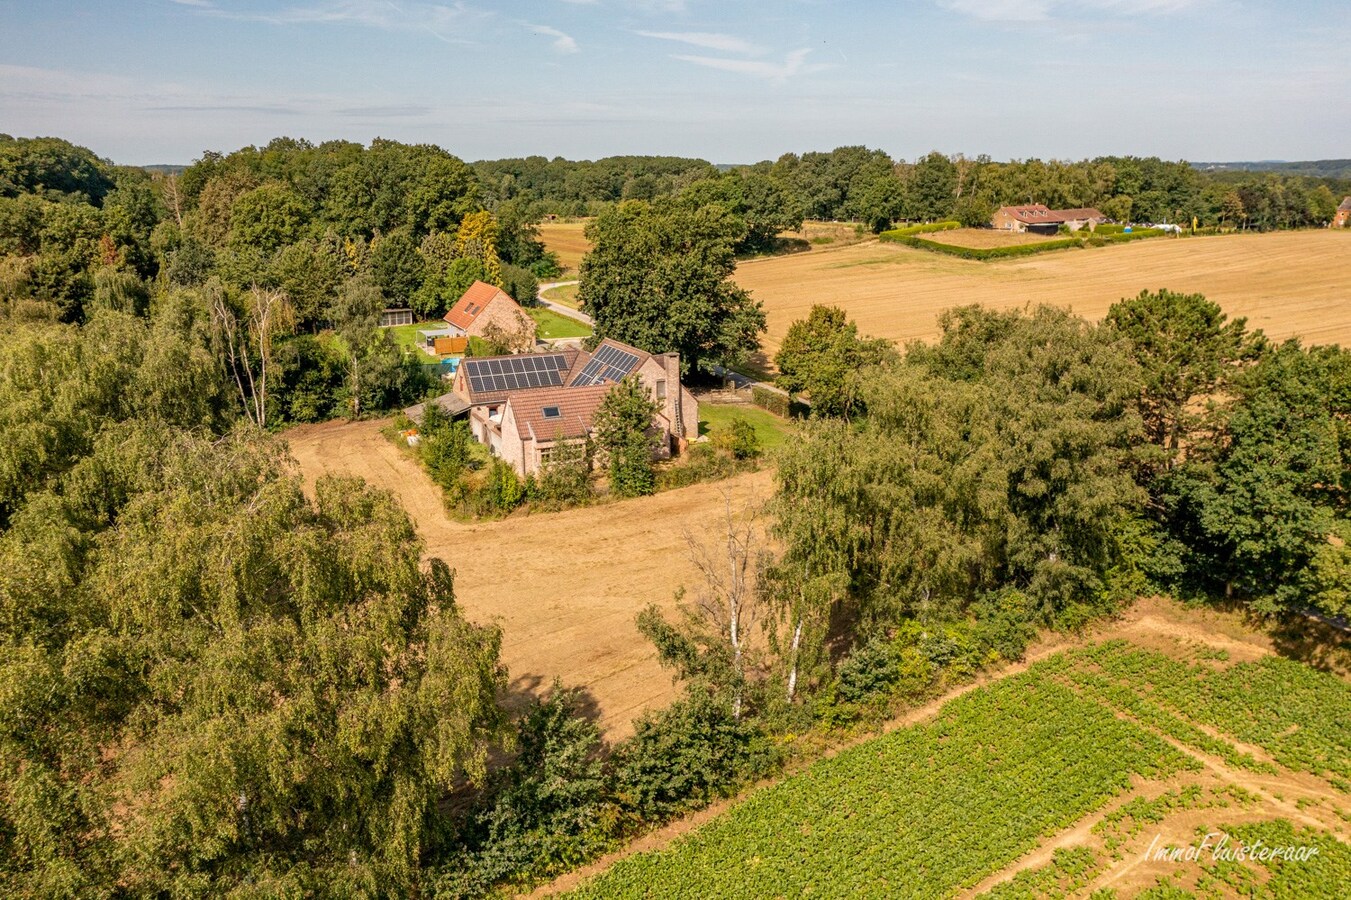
[284,419,774,739]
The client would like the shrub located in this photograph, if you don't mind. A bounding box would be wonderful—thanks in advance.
[482,459,524,512]
[878,221,961,240]
[611,692,778,821]
[656,443,744,490]
[835,635,936,705]
[711,414,759,460]
[429,687,617,898]
[531,439,593,507]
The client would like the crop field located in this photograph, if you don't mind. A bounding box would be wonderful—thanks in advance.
[283,418,773,739]
[563,618,1351,899]
[735,230,1351,361]
[538,221,592,274]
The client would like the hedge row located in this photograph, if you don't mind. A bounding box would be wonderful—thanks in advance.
[750,385,791,417]
[879,220,962,239]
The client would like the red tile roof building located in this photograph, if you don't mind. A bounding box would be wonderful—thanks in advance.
[443,280,536,351]
[1335,197,1351,228]
[992,205,1108,233]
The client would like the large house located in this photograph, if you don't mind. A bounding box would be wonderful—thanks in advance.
[992,204,1108,234]
[435,337,698,478]
[1335,197,1351,228]
[442,280,536,352]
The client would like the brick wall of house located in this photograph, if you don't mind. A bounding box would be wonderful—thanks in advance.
[991,208,1023,232]
[468,296,537,351]
[496,405,530,476]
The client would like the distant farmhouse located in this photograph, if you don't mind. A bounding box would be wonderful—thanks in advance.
[992,204,1108,235]
[1336,197,1351,228]
[408,337,698,478]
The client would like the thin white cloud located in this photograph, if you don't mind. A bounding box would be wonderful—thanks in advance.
[198,1,476,44]
[637,30,765,55]
[168,0,215,7]
[671,48,828,84]
[530,23,579,53]
[941,0,1201,22]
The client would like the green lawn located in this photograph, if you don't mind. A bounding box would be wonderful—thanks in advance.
[385,320,443,357]
[698,403,792,451]
[541,282,581,308]
[528,306,592,339]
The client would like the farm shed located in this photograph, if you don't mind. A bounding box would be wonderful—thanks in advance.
[379,307,414,327]
[403,392,471,425]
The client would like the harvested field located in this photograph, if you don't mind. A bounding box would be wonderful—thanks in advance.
[922,227,1064,249]
[538,221,592,275]
[283,418,772,739]
[735,230,1351,361]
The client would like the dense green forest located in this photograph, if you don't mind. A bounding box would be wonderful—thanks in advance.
[475,147,1351,232]
[3,134,1350,896]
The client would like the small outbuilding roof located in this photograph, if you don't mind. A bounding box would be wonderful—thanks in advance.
[1339,196,1351,212]
[403,392,471,424]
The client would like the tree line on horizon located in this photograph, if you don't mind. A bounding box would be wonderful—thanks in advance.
[476,146,1351,233]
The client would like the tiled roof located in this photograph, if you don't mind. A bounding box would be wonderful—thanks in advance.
[444,280,514,330]
[1053,207,1107,221]
[507,384,614,442]
[999,204,1108,224]
[999,204,1055,222]
[1339,196,1351,212]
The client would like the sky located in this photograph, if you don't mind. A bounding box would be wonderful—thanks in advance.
[0,0,1347,167]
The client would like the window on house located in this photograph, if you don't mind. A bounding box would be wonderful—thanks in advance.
[542,406,561,418]
[655,380,666,401]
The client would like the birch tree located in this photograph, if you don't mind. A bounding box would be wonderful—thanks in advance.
[637,492,767,718]
[209,280,294,428]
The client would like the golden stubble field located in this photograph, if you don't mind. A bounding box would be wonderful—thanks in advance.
[536,221,592,275]
[736,230,1351,360]
[539,222,1350,364]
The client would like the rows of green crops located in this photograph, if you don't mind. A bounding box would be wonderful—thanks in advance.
[570,665,1193,899]
[1063,642,1351,785]
[1137,819,1351,898]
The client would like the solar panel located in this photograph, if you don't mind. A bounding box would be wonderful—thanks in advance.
[571,343,642,387]
[462,355,569,395]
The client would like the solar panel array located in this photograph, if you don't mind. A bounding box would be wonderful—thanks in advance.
[571,343,641,387]
[464,355,568,394]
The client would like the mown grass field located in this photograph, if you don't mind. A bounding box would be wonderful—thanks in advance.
[385,320,441,358]
[697,402,793,452]
[541,281,581,308]
[734,230,1351,362]
[565,631,1351,899]
[527,305,592,339]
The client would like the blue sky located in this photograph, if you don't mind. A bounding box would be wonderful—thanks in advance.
[1,0,1347,166]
